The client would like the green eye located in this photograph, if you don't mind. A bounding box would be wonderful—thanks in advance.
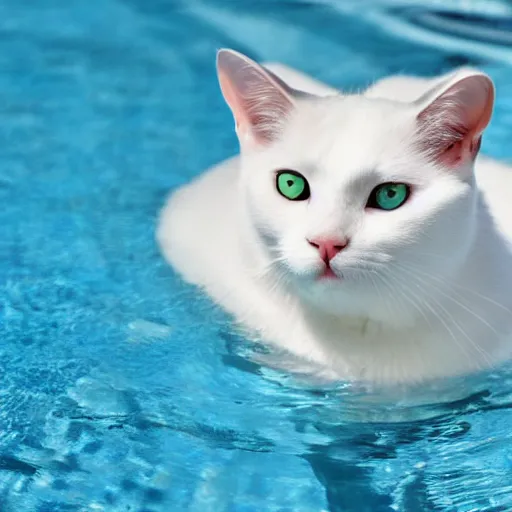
[276,170,310,201]
[368,183,410,210]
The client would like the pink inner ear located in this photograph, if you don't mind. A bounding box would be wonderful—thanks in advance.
[416,75,493,167]
[218,70,247,135]
[217,50,295,147]
[218,66,283,140]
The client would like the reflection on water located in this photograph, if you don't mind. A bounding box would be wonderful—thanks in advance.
[2,0,512,510]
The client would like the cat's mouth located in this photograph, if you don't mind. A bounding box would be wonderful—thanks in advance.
[318,264,341,281]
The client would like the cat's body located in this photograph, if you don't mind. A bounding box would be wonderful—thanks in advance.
[158,54,512,385]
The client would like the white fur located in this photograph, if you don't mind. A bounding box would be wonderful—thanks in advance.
[158,59,512,385]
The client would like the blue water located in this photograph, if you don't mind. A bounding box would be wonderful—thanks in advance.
[3,0,512,510]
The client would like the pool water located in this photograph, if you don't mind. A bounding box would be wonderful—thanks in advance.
[3,0,512,510]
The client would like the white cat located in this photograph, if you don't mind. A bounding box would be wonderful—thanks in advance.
[158,49,512,385]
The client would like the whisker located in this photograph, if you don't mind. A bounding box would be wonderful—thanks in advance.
[398,260,512,314]
[375,271,408,319]
[368,270,396,319]
[381,270,433,329]
[390,263,493,367]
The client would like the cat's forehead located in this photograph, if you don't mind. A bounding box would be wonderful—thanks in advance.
[281,95,417,178]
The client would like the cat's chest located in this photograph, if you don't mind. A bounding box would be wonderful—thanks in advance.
[293,310,426,358]
[288,308,457,375]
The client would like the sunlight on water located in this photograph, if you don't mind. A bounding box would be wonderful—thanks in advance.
[2,0,512,510]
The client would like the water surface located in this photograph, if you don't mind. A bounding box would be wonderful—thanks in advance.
[2,0,512,510]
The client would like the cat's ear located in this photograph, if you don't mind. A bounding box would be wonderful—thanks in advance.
[216,49,296,148]
[414,69,494,167]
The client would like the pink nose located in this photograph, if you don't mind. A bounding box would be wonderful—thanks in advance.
[307,238,348,262]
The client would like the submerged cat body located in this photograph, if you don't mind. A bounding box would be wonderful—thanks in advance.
[158,50,512,385]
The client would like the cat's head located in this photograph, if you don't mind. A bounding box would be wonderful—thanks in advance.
[217,49,494,324]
